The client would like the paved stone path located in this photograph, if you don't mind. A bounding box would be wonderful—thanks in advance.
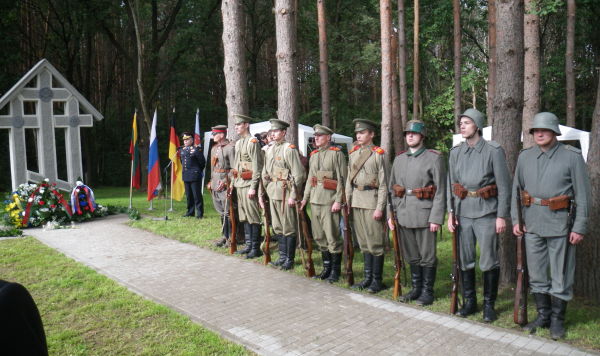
[28,215,596,356]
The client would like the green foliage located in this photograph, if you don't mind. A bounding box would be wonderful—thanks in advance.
[0,226,23,237]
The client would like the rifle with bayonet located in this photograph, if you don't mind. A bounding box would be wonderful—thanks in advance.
[226,174,237,254]
[449,174,462,315]
[341,190,354,286]
[260,179,272,265]
[387,192,403,300]
[291,177,316,277]
[513,186,528,325]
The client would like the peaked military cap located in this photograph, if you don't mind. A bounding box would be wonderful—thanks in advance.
[313,124,334,135]
[233,114,253,124]
[181,132,193,140]
[352,118,378,133]
[269,118,289,130]
[211,125,227,134]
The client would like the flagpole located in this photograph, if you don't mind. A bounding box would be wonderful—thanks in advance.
[129,160,134,209]
[169,164,174,211]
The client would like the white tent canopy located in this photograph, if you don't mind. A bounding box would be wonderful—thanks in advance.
[452,125,590,162]
[203,121,354,159]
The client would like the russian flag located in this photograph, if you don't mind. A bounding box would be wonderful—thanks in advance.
[194,108,201,146]
[147,109,162,201]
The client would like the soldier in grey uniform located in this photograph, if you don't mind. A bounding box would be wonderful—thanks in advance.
[512,112,590,340]
[208,125,236,247]
[300,124,348,283]
[232,114,264,259]
[262,119,306,270]
[387,120,446,305]
[447,108,511,322]
[346,119,388,294]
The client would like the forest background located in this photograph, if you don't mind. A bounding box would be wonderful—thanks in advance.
[1,0,599,300]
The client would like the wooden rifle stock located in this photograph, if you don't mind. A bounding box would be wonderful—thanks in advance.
[227,175,237,254]
[260,180,272,265]
[291,179,315,277]
[514,186,528,325]
[387,192,403,300]
[449,175,462,315]
[341,192,354,286]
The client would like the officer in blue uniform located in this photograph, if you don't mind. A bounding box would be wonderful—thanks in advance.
[181,132,206,218]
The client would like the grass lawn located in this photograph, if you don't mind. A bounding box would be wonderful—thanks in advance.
[0,236,252,355]
[91,186,600,352]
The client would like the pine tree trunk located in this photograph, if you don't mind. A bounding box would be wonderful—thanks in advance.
[398,0,409,142]
[493,0,524,285]
[565,0,576,127]
[391,29,404,154]
[317,0,331,128]
[453,0,462,132]
[576,70,600,302]
[412,0,420,120]
[275,0,299,145]
[522,0,540,149]
[380,0,393,155]
[487,0,497,127]
[222,0,249,139]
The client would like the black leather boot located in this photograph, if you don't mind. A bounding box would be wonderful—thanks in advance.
[482,268,499,322]
[367,254,385,294]
[235,223,251,254]
[550,296,567,340]
[327,253,342,283]
[458,269,477,317]
[314,251,332,280]
[401,264,423,303]
[523,293,552,333]
[352,253,373,290]
[281,235,296,270]
[270,234,286,267]
[246,224,263,259]
[416,266,436,306]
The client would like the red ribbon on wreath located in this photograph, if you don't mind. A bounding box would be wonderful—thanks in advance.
[22,183,72,227]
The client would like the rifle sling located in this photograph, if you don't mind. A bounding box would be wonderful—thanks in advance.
[349,149,374,186]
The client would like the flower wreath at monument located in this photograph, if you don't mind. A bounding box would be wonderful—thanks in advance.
[3,179,107,228]
[69,181,108,222]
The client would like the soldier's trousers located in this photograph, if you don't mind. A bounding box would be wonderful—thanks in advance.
[184,180,204,217]
[352,208,385,256]
[399,227,437,268]
[270,199,297,237]
[235,185,261,224]
[211,188,227,217]
[525,233,575,301]
[311,203,343,253]
[458,214,499,272]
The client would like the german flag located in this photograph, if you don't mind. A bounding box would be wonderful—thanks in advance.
[129,111,141,190]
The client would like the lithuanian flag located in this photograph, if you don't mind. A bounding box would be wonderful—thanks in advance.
[129,111,141,190]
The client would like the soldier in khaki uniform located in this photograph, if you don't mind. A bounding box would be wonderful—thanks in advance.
[300,124,348,283]
[447,108,511,322]
[208,125,236,247]
[387,120,446,305]
[262,119,306,270]
[232,114,264,259]
[345,119,388,294]
[512,112,590,340]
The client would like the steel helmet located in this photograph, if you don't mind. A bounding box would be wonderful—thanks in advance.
[530,112,561,135]
[460,108,486,130]
[404,120,426,136]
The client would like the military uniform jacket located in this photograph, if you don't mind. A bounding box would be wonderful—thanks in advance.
[389,147,446,228]
[181,145,206,182]
[233,134,263,190]
[262,141,306,200]
[511,142,590,236]
[210,140,235,190]
[447,139,511,219]
[302,145,348,205]
[345,144,388,211]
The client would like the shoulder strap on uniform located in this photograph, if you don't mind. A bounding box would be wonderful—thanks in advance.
[487,140,501,148]
[349,149,373,184]
[565,144,581,153]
